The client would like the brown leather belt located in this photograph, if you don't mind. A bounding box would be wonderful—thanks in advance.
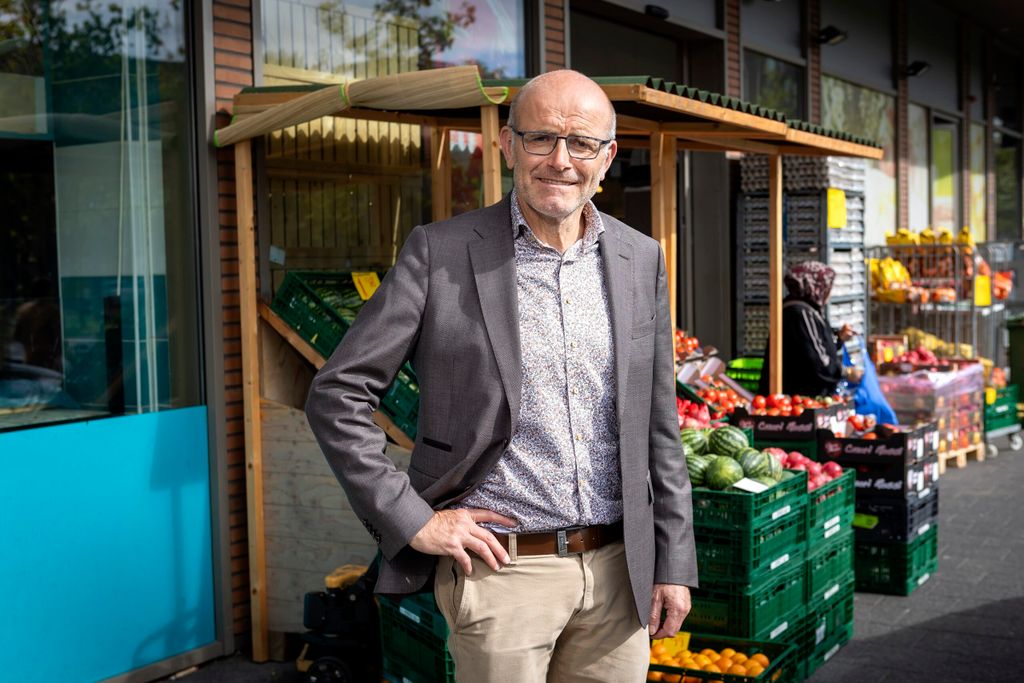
[495,521,623,558]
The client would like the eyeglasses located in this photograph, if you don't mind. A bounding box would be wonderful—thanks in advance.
[510,127,614,160]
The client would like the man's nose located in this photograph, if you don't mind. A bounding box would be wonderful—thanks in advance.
[547,137,573,167]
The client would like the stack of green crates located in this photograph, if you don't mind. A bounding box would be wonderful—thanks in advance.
[854,524,939,595]
[270,270,420,439]
[794,468,856,680]
[985,384,1019,433]
[687,469,809,646]
[725,357,764,394]
[379,593,454,683]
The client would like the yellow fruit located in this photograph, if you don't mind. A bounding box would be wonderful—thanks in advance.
[701,648,718,658]
[703,663,722,673]
[693,655,711,667]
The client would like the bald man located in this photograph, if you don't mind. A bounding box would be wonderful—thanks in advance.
[306,70,698,682]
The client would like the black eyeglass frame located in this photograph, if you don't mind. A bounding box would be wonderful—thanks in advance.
[509,127,615,160]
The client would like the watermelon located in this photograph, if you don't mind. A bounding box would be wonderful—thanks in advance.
[707,425,750,458]
[752,475,778,488]
[681,429,708,456]
[737,450,771,478]
[686,454,711,486]
[704,456,745,490]
[765,453,784,481]
[733,447,761,462]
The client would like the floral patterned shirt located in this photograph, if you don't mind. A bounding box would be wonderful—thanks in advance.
[459,191,622,532]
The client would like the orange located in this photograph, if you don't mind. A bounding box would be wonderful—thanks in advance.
[692,655,711,667]
[681,659,699,670]
[703,663,722,673]
[720,648,736,658]
[651,643,668,657]
[746,662,765,677]
[682,678,701,683]
[700,648,718,659]
[714,657,733,670]
[662,674,681,683]
[731,653,748,665]
[646,673,663,682]
[728,664,748,675]
[750,653,770,668]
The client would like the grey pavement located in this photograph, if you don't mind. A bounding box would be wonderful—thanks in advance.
[161,437,1024,683]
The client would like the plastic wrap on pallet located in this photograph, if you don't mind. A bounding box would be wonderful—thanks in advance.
[877,363,984,415]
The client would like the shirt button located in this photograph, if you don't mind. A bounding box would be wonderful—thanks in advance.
[570,341,578,349]
[565,297,571,305]
[576,434,583,442]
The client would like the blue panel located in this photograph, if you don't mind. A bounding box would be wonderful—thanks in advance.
[0,407,215,682]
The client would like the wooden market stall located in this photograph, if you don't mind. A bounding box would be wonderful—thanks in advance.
[213,66,882,657]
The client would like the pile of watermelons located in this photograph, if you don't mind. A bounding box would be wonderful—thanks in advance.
[682,425,786,491]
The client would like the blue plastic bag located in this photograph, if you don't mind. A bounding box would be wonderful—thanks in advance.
[842,336,898,424]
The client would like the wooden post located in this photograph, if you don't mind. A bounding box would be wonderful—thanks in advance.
[430,127,452,221]
[480,105,502,206]
[768,154,784,394]
[651,132,678,328]
[235,139,269,661]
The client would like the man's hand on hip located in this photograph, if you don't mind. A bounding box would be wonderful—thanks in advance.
[409,508,518,575]
[648,583,692,638]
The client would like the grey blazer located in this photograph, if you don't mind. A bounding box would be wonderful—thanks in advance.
[305,194,698,624]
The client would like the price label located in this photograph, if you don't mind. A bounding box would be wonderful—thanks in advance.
[399,606,421,624]
[771,504,792,520]
[770,553,790,570]
[770,621,789,639]
[827,188,847,228]
[352,271,381,300]
[824,584,840,601]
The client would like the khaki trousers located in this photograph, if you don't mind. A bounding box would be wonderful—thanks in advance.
[433,541,649,683]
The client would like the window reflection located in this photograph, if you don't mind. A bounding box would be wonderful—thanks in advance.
[0,1,199,431]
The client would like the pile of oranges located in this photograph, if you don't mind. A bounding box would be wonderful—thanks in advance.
[648,638,772,681]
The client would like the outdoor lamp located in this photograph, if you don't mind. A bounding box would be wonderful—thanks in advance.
[905,60,931,77]
[817,26,848,46]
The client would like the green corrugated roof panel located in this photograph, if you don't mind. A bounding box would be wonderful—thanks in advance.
[788,119,880,148]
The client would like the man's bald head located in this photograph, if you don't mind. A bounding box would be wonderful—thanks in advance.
[507,70,616,139]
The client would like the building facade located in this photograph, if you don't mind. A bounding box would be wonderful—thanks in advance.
[1,0,1021,680]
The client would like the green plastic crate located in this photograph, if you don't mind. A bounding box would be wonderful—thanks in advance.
[806,468,855,550]
[855,524,939,595]
[687,562,806,641]
[270,271,362,359]
[691,470,807,531]
[796,584,855,683]
[725,357,764,393]
[380,364,420,439]
[694,500,807,585]
[985,385,1019,432]
[649,633,797,683]
[805,529,854,604]
[379,594,454,683]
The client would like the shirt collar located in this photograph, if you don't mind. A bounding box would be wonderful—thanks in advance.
[510,189,605,249]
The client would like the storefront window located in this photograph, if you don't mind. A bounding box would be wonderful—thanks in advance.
[262,0,527,79]
[0,1,200,430]
[743,50,805,120]
[969,122,986,242]
[931,119,958,232]
[907,103,929,231]
[822,75,897,245]
[994,131,1022,239]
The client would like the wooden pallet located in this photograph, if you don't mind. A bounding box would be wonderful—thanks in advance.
[938,444,985,474]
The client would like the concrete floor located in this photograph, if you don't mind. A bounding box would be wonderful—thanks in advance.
[161,438,1024,683]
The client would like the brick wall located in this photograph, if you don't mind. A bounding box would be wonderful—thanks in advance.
[895,0,909,231]
[807,0,821,123]
[213,0,255,642]
[725,0,740,98]
[544,0,567,71]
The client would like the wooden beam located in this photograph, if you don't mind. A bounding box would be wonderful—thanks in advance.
[257,301,416,450]
[634,86,789,135]
[430,127,452,222]
[615,113,660,133]
[650,132,678,328]
[481,105,503,206]
[672,134,782,156]
[768,154,784,395]
[236,139,269,661]
[783,128,885,159]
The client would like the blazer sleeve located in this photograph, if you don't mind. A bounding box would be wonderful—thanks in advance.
[648,245,699,587]
[305,225,436,561]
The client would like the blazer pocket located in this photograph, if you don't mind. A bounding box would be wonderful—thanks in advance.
[632,313,657,339]
[409,439,460,479]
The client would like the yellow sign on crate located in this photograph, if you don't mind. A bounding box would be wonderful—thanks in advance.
[352,271,381,300]
[827,188,847,229]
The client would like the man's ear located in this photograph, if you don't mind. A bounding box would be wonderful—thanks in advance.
[600,140,618,180]
[499,126,516,170]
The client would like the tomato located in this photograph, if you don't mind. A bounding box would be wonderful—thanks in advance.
[704,389,719,403]
[767,408,781,416]
[791,405,804,416]
[753,395,767,409]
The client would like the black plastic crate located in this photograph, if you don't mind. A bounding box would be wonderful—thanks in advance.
[853,488,939,543]
[855,525,939,595]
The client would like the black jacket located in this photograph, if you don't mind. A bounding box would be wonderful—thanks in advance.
[758,297,843,397]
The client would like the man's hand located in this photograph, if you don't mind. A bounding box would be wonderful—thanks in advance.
[409,508,518,575]
[649,584,691,638]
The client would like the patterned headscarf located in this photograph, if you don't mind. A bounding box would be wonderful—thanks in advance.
[785,261,835,309]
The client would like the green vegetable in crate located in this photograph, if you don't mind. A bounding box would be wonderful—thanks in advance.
[764,453,784,481]
[736,450,772,478]
[732,446,760,461]
[680,428,708,456]
[686,454,712,486]
[707,425,749,458]
[704,455,745,490]
[751,475,778,488]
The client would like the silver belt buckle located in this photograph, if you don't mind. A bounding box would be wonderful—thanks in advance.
[556,529,569,557]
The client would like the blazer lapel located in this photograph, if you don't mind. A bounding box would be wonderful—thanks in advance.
[469,217,522,431]
[600,226,633,431]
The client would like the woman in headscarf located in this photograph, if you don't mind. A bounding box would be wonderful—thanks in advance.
[758,261,862,397]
